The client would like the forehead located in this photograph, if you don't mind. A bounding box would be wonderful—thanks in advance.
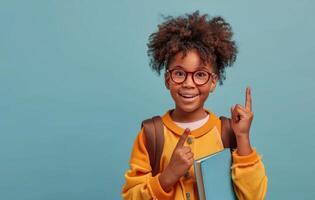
[168,49,213,71]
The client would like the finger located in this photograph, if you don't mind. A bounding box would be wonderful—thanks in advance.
[183,157,194,165]
[230,105,239,122]
[235,104,247,113]
[231,105,246,122]
[184,158,194,166]
[175,128,190,149]
[234,105,248,118]
[185,152,194,160]
[181,146,192,154]
[245,87,252,111]
[187,158,194,166]
[230,106,235,122]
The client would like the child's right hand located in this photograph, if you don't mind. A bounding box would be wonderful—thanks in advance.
[167,128,194,178]
[159,128,193,192]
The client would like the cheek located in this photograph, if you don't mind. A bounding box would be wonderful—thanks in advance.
[169,87,179,97]
[199,86,212,97]
[168,85,180,99]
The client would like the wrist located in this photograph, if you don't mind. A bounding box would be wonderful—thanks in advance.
[235,132,250,140]
[235,136,253,156]
[159,167,179,192]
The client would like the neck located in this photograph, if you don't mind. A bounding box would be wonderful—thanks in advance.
[171,107,207,123]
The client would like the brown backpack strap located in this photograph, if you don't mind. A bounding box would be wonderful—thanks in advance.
[141,116,164,177]
[219,116,237,149]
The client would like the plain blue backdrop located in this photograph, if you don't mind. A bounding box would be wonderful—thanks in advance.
[1,0,315,199]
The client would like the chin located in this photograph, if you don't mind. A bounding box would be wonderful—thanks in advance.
[177,104,202,113]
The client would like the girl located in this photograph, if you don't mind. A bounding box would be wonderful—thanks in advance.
[121,11,268,200]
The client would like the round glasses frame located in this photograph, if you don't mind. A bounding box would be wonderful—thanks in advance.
[166,69,217,86]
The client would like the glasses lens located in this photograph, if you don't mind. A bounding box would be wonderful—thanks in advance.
[171,69,186,83]
[194,71,210,85]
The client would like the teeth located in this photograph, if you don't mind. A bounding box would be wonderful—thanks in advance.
[180,94,198,98]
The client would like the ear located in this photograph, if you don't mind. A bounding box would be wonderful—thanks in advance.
[164,73,170,90]
[209,76,218,93]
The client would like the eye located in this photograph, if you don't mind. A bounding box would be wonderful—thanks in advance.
[195,71,208,78]
[173,70,185,77]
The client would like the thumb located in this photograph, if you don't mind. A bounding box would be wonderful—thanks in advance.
[230,105,238,123]
[175,128,190,149]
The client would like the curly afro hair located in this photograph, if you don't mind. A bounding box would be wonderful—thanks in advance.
[147,11,238,85]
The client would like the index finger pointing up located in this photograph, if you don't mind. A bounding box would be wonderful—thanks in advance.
[245,87,252,111]
[175,128,190,149]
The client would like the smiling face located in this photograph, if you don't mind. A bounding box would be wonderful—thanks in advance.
[165,49,218,122]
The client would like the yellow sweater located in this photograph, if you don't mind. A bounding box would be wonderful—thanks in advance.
[121,109,268,200]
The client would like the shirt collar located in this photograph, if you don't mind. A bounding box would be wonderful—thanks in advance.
[161,108,219,138]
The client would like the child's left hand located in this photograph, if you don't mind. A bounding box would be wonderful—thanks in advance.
[230,87,253,156]
[230,87,253,139]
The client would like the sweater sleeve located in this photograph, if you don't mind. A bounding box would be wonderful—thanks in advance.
[121,129,175,200]
[231,148,268,200]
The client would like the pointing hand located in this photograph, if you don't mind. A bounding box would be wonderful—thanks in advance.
[230,87,254,138]
[166,128,194,179]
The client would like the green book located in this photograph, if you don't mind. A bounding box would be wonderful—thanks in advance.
[194,148,237,200]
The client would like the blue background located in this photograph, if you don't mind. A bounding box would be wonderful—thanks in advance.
[1,0,314,199]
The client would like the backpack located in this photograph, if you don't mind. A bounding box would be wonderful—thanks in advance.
[141,116,237,176]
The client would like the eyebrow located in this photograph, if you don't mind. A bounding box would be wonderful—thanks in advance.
[170,65,211,71]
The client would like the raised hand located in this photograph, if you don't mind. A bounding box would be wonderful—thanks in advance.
[230,87,253,155]
[159,128,194,192]
[230,87,253,138]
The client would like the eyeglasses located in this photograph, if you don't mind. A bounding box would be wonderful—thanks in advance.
[166,68,217,86]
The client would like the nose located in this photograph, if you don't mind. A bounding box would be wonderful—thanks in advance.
[182,73,195,88]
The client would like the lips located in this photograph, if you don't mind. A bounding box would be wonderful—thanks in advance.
[179,93,199,98]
